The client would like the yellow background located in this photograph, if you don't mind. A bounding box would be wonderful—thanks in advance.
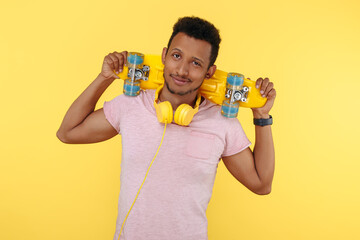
[1,0,359,239]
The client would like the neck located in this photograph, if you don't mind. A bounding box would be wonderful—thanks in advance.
[159,86,199,110]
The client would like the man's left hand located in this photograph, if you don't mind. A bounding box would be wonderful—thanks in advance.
[251,77,276,118]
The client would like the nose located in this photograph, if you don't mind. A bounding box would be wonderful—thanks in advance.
[177,60,189,77]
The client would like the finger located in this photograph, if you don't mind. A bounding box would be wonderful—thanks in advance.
[104,55,115,70]
[113,52,123,73]
[121,51,128,69]
[109,53,119,73]
[260,78,269,96]
[267,88,276,100]
[255,78,262,89]
[114,51,126,72]
[263,82,274,97]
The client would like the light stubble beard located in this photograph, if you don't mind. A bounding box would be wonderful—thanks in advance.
[163,73,204,96]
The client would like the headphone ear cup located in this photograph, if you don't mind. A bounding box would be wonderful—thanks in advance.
[156,101,173,123]
[174,104,196,126]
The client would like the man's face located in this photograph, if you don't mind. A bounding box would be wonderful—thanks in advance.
[162,32,216,96]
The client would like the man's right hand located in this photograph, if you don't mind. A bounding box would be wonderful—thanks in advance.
[56,51,128,144]
[100,51,128,80]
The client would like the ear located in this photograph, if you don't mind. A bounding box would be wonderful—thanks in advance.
[205,65,217,79]
[162,47,167,64]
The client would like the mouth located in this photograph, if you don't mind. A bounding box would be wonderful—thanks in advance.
[170,74,191,86]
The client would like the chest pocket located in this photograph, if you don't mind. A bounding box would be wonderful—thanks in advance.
[185,131,216,160]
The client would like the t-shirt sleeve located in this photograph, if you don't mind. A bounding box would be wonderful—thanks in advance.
[103,94,124,134]
[221,118,252,157]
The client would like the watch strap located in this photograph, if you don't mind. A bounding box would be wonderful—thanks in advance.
[253,115,273,126]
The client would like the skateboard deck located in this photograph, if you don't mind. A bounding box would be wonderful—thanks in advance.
[115,52,267,118]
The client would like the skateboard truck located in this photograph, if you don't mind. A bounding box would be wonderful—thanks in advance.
[221,73,249,118]
[225,85,249,103]
[123,52,150,96]
[128,65,150,81]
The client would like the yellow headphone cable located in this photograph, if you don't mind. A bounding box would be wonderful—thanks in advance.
[118,122,167,240]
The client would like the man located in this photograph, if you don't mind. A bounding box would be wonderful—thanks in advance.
[57,16,276,240]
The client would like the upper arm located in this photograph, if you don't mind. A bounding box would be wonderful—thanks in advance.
[222,148,266,194]
[57,108,118,144]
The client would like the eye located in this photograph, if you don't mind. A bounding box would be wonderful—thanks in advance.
[172,53,180,59]
[193,61,201,67]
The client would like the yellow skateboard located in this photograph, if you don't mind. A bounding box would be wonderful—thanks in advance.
[115,52,267,118]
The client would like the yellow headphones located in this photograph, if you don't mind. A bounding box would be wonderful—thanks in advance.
[153,85,202,126]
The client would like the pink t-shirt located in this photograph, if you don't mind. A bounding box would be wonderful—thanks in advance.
[103,89,251,240]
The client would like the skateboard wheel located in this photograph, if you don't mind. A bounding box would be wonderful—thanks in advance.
[221,100,239,118]
[227,73,244,87]
[243,86,249,92]
[127,52,144,65]
[123,79,141,96]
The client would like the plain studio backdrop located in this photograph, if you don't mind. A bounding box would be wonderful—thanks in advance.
[0,0,359,239]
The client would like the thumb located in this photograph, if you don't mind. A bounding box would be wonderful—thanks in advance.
[112,70,120,79]
[267,88,276,101]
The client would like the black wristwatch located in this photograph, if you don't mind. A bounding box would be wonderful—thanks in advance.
[253,115,273,126]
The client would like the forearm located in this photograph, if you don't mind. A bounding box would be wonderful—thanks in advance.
[57,73,115,134]
[252,115,275,191]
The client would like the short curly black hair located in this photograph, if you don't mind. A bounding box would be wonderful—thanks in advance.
[167,16,221,68]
